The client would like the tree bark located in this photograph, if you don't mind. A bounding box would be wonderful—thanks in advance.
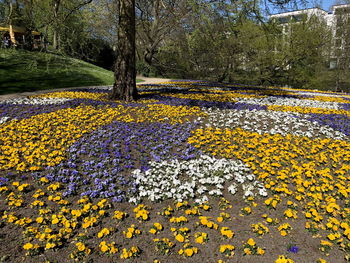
[111,0,138,101]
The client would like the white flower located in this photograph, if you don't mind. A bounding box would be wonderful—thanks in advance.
[0,116,10,125]
[2,97,72,105]
[130,155,267,203]
[228,184,237,195]
[201,108,346,140]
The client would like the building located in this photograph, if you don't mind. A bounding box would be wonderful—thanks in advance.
[270,4,350,69]
[0,25,42,48]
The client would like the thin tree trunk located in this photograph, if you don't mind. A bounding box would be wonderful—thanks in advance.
[52,0,60,50]
[110,0,138,101]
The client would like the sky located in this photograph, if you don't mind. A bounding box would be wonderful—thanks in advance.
[317,0,339,11]
[266,0,342,15]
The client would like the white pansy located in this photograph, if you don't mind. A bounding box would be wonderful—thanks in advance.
[131,155,267,203]
[0,117,10,125]
[238,97,340,110]
[228,184,237,195]
[295,91,346,98]
[2,97,72,105]
[202,108,346,140]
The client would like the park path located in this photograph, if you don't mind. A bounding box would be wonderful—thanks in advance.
[0,77,171,101]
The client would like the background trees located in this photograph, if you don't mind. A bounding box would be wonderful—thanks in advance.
[1,0,348,91]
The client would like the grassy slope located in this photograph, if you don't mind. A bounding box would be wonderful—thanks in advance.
[0,49,143,95]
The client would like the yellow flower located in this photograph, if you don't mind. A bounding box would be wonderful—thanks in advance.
[217,216,224,223]
[45,242,55,250]
[23,243,34,250]
[184,248,194,257]
[280,230,287,236]
[247,238,256,247]
[275,255,295,263]
[154,222,163,230]
[76,242,86,252]
[244,248,252,255]
[257,247,265,255]
[175,234,185,243]
[99,242,109,253]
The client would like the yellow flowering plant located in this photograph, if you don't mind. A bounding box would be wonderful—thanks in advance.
[149,222,163,235]
[219,244,235,258]
[153,238,174,255]
[178,243,198,257]
[243,238,265,256]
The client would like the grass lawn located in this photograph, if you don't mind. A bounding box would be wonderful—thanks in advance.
[0,49,143,95]
[0,81,349,263]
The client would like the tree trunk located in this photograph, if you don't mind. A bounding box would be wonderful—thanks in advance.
[111,0,138,101]
[52,0,60,50]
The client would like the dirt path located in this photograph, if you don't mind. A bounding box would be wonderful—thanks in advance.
[0,77,172,101]
[137,76,172,85]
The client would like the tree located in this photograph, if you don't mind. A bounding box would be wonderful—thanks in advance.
[332,2,350,91]
[110,0,138,101]
[135,0,190,70]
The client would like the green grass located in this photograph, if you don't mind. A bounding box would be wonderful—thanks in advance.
[0,49,143,95]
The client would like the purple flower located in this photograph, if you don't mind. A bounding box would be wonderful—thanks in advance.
[287,246,299,254]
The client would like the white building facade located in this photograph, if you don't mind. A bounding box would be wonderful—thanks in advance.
[270,4,350,69]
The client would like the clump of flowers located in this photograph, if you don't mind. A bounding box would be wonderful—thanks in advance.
[284,208,298,219]
[278,223,292,236]
[23,242,41,256]
[70,242,91,261]
[149,222,163,234]
[154,238,174,255]
[194,232,208,244]
[39,177,49,184]
[217,212,231,223]
[16,183,30,192]
[6,192,23,207]
[199,203,211,211]
[220,227,234,239]
[120,246,141,259]
[97,228,113,238]
[47,183,61,192]
[134,204,150,221]
[264,196,281,209]
[123,224,141,239]
[319,240,333,254]
[251,223,269,236]
[185,206,200,216]
[113,210,127,221]
[198,216,218,229]
[99,241,118,254]
[219,198,232,210]
[172,227,190,243]
[178,243,199,257]
[275,255,295,263]
[176,201,190,210]
[262,214,279,225]
[82,216,98,229]
[170,216,188,225]
[243,238,265,255]
[240,206,252,215]
[219,244,235,258]
[305,221,320,234]
[159,206,174,217]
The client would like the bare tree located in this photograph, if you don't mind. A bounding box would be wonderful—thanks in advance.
[136,0,190,66]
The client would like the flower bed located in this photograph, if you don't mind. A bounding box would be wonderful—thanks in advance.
[0,81,349,263]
